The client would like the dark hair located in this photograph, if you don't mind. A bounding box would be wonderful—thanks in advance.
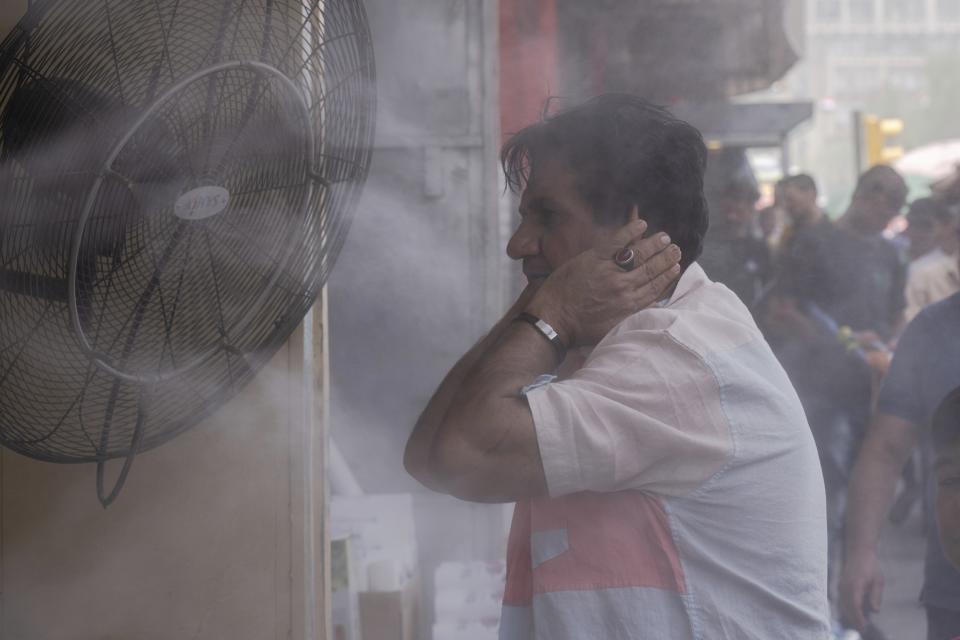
[721,180,760,205]
[501,94,709,269]
[933,386,960,451]
[855,165,908,206]
[907,197,954,224]
[783,173,818,196]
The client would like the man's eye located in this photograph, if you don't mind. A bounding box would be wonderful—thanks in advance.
[939,477,960,488]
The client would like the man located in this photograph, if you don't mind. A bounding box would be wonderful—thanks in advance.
[780,167,908,341]
[839,240,960,639]
[781,173,821,232]
[776,173,836,314]
[405,95,830,639]
[903,198,960,323]
[758,179,788,252]
[698,179,772,308]
[767,174,878,591]
[932,387,960,571]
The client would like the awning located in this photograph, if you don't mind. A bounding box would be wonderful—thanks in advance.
[671,101,814,147]
[557,0,801,101]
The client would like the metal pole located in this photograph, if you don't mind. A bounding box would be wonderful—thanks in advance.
[852,109,863,175]
[780,136,791,176]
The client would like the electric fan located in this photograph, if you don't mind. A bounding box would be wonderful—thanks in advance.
[0,0,376,505]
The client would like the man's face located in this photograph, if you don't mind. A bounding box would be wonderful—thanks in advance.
[720,195,755,232]
[507,155,617,284]
[905,216,941,259]
[782,184,815,223]
[858,188,907,234]
[935,445,960,570]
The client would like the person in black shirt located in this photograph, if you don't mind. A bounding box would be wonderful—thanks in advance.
[780,167,908,341]
[762,169,907,627]
[699,179,772,309]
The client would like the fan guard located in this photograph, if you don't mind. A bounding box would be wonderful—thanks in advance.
[0,0,376,504]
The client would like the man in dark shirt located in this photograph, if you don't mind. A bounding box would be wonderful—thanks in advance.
[780,167,908,340]
[699,179,771,308]
[840,287,960,639]
[765,169,907,618]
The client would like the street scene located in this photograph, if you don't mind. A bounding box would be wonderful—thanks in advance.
[0,1,957,640]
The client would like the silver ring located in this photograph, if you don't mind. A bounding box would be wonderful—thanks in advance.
[614,247,636,271]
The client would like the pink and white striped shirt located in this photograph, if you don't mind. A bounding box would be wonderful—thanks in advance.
[503,263,830,640]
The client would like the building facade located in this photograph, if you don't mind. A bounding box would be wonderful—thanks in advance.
[764,0,960,207]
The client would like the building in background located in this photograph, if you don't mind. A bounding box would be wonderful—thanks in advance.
[757,0,960,210]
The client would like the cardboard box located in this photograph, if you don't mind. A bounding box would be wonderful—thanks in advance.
[332,494,418,591]
[358,578,419,640]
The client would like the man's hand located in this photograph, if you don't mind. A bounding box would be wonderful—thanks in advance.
[839,413,917,633]
[525,208,682,346]
[838,550,884,632]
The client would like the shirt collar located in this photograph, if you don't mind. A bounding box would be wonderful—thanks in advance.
[660,262,708,308]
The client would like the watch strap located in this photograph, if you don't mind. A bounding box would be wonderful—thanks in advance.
[515,312,567,360]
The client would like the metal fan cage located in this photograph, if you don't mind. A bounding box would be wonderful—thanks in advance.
[0,0,376,479]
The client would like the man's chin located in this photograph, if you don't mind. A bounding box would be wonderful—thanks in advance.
[525,275,548,286]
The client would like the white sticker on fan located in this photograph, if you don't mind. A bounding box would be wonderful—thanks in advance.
[174,186,231,220]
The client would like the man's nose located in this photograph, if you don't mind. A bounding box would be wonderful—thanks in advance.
[506,222,540,260]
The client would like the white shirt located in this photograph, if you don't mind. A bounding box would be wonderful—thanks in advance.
[905,249,960,323]
[500,263,830,640]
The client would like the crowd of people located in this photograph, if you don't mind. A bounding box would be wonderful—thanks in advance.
[701,163,960,639]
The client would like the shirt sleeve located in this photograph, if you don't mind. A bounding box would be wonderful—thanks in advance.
[876,312,928,425]
[524,329,733,498]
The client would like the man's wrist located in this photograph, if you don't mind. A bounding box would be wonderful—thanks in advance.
[514,312,567,361]
[523,300,573,348]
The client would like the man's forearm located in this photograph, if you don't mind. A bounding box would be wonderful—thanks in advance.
[428,320,557,500]
[404,289,537,487]
[844,415,918,559]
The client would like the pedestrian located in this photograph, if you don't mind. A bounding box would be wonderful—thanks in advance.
[903,197,960,323]
[839,245,960,639]
[758,178,788,252]
[405,94,830,639]
[780,167,908,343]
[698,178,772,308]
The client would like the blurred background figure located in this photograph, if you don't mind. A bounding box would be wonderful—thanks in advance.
[840,263,960,640]
[760,168,910,639]
[698,178,771,308]
[903,197,960,324]
[905,197,955,262]
[758,179,788,253]
[776,167,905,372]
[780,173,823,241]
